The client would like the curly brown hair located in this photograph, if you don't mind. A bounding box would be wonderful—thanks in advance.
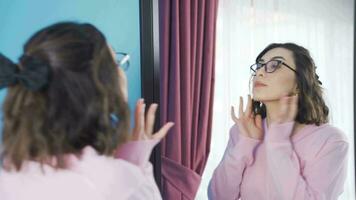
[251,43,329,126]
[1,22,130,171]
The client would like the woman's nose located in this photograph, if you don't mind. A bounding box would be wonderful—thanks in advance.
[255,67,266,77]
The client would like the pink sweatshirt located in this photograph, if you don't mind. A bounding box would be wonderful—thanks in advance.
[0,139,162,200]
[208,119,349,200]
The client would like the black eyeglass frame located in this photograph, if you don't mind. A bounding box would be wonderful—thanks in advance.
[250,59,298,75]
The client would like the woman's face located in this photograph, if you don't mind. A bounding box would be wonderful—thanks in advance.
[252,47,298,103]
[108,45,128,102]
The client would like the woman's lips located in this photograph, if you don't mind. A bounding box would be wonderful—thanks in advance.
[254,82,267,87]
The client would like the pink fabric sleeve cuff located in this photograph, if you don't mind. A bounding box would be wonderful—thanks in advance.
[266,121,295,143]
[115,139,160,168]
[229,134,261,165]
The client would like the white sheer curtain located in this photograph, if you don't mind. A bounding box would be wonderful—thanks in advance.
[196,0,355,199]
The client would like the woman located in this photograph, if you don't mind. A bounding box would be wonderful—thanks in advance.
[0,22,174,200]
[208,43,348,200]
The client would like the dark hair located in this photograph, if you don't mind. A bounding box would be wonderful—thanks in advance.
[252,43,329,125]
[1,22,130,171]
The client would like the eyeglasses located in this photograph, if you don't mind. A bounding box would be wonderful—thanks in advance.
[115,52,130,71]
[250,60,297,76]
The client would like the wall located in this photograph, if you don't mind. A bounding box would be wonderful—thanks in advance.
[0,0,142,140]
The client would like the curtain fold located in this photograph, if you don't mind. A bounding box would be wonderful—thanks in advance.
[159,0,219,199]
[161,157,201,199]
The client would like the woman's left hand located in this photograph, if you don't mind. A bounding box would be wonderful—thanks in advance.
[275,93,299,124]
[131,99,174,141]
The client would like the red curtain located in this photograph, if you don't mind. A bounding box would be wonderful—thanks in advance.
[159,0,219,199]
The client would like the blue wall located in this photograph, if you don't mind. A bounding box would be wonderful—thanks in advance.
[0,0,142,138]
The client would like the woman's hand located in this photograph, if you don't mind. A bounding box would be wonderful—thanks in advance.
[131,99,174,141]
[274,93,298,124]
[231,95,263,140]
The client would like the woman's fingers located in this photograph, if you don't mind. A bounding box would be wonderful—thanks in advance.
[145,103,158,136]
[132,99,145,140]
[245,95,252,118]
[278,94,289,122]
[231,106,239,123]
[131,100,176,141]
[278,93,299,123]
[232,95,257,132]
[285,95,296,120]
[233,95,254,123]
[139,103,146,136]
[239,96,244,118]
[254,114,262,130]
[289,94,298,119]
[152,122,175,140]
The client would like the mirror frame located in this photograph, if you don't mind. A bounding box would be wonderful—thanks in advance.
[139,0,162,189]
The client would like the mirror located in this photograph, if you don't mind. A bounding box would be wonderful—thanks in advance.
[197,0,355,199]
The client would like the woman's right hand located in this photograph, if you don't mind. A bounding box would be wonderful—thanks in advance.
[231,95,263,140]
[131,99,174,141]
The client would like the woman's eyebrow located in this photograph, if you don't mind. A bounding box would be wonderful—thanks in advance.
[270,56,286,60]
[258,56,286,63]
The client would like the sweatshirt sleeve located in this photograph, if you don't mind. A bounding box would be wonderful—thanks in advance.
[265,122,349,200]
[208,124,261,200]
[115,139,162,200]
[115,139,160,169]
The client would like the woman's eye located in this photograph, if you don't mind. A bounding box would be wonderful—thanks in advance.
[270,61,280,69]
